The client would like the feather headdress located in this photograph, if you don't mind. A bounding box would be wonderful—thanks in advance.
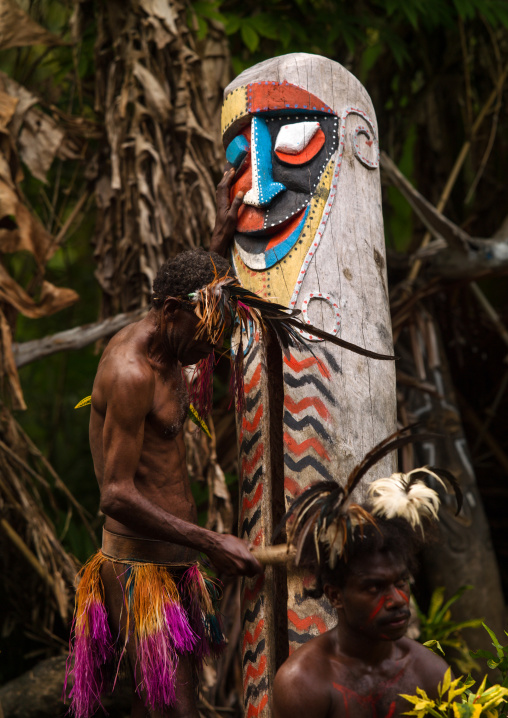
[368,466,461,528]
[184,261,396,417]
[187,267,396,362]
[283,427,462,569]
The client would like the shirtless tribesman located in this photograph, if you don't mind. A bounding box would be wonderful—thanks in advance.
[63,168,261,718]
[273,436,459,718]
[64,245,264,718]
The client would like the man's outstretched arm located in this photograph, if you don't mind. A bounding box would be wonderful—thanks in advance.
[209,167,244,256]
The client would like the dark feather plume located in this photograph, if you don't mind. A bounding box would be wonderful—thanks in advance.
[419,466,463,515]
[281,426,458,566]
[227,285,396,360]
[344,429,440,497]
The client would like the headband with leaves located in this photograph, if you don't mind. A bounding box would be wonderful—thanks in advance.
[183,263,396,418]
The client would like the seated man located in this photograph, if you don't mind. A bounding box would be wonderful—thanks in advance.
[273,435,457,718]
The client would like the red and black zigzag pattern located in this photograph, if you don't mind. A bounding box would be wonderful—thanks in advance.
[240,336,271,718]
[283,346,339,651]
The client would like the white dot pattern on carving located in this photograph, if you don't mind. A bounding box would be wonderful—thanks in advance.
[299,292,341,342]
[274,121,320,154]
[288,107,379,312]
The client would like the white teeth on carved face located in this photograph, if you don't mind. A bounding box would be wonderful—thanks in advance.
[274,121,321,155]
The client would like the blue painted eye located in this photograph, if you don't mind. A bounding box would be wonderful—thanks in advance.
[226,135,250,168]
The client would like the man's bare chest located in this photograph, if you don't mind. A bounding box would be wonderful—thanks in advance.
[146,372,189,440]
[330,663,417,718]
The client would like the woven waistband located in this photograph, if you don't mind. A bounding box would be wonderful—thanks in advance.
[101,528,200,566]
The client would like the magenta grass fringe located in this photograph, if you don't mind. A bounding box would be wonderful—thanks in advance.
[65,555,226,718]
[65,600,115,718]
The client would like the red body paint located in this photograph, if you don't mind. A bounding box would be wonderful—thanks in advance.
[333,667,404,718]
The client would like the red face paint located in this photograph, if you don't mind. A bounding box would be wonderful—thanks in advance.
[368,596,386,622]
[395,587,410,604]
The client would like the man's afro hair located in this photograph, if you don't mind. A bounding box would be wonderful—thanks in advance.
[151,249,234,308]
[306,515,432,598]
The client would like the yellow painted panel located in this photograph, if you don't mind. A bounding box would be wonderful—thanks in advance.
[221,86,249,137]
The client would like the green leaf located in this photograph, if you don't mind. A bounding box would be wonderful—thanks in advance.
[196,15,208,40]
[426,588,445,620]
[483,624,505,658]
[224,13,241,34]
[249,13,279,39]
[240,22,259,52]
[424,640,445,656]
[279,24,291,48]
[470,650,495,660]
[437,586,474,623]
[193,0,227,23]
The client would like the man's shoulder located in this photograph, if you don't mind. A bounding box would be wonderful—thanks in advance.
[280,633,333,675]
[93,332,155,410]
[273,631,335,716]
[399,637,450,690]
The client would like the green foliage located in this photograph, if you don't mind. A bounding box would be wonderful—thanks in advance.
[190,0,508,74]
[401,668,508,718]
[403,626,508,718]
[415,586,484,675]
[471,624,508,688]
[386,124,417,252]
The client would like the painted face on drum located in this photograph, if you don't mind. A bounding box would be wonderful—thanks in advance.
[221,82,339,272]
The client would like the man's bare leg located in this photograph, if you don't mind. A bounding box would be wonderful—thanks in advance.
[101,561,200,718]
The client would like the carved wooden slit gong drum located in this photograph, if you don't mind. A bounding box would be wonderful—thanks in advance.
[222,53,397,717]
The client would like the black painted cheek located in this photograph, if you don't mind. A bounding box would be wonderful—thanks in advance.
[267,115,338,205]
[272,157,321,194]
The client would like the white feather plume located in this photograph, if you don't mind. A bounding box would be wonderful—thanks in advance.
[368,468,445,528]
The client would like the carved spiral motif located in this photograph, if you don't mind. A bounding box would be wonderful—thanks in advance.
[353,123,379,169]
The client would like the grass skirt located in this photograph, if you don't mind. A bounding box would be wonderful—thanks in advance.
[64,550,226,718]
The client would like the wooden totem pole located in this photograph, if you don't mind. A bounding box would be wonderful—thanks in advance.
[221,54,397,716]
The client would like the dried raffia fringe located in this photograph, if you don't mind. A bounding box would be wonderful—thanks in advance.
[189,352,216,419]
[229,329,245,415]
[186,264,396,420]
[64,552,226,718]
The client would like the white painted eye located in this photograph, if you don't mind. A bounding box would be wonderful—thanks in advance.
[274,121,321,155]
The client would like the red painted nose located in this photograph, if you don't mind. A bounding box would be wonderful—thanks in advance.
[385,586,409,609]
